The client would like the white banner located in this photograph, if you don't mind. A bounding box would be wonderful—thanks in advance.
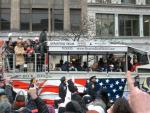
[48,46,128,52]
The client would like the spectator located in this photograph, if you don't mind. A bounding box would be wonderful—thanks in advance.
[71,94,88,113]
[5,77,16,104]
[4,42,15,70]
[131,58,140,72]
[24,39,34,72]
[86,76,97,100]
[0,93,12,113]
[14,39,25,71]
[28,87,49,113]
[67,79,78,94]
[0,76,16,104]
[88,88,109,113]
[65,100,84,113]
[82,62,88,71]
[59,76,67,102]
[107,97,133,113]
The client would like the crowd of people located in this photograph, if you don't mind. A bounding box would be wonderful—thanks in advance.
[0,71,150,113]
[2,29,47,72]
[54,55,140,72]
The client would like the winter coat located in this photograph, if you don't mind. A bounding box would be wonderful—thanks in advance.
[5,84,16,104]
[14,45,25,66]
[59,82,67,101]
[86,81,97,100]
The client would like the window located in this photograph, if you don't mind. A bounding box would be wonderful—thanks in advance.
[32,9,48,31]
[20,9,30,30]
[20,0,31,8]
[70,9,81,31]
[51,9,64,31]
[146,0,150,4]
[0,9,10,30]
[96,14,114,36]
[143,16,150,36]
[119,15,139,36]
[0,0,10,30]
[0,0,11,8]
[32,0,49,8]
[121,0,136,4]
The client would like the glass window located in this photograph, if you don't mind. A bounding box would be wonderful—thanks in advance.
[20,0,31,8]
[32,9,48,31]
[119,15,139,36]
[121,0,136,4]
[70,9,81,31]
[0,9,10,30]
[0,0,11,8]
[146,0,150,4]
[51,9,64,31]
[96,14,114,36]
[53,0,64,9]
[143,16,150,36]
[32,0,49,7]
[20,9,30,31]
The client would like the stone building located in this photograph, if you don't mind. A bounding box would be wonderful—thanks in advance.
[0,0,87,39]
[87,0,150,51]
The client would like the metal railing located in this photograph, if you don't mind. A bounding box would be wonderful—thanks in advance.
[2,53,48,73]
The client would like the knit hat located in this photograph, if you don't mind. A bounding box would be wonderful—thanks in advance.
[82,94,92,105]
[89,76,96,81]
[60,76,66,82]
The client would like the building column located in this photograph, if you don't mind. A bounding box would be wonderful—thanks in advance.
[140,15,144,37]
[64,0,70,31]
[81,0,87,32]
[48,0,52,33]
[115,14,119,37]
[11,0,20,31]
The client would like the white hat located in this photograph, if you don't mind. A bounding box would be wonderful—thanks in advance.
[34,37,39,41]
[88,105,105,113]
[18,37,23,40]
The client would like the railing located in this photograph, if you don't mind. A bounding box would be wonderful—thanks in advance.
[2,53,48,73]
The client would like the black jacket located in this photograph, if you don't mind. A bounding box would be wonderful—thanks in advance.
[59,82,67,101]
[86,81,97,100]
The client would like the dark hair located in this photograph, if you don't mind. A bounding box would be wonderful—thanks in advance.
[71,94,88,113]
[96,88,109,105]
[65,100,83,113]
[112,97,133,113]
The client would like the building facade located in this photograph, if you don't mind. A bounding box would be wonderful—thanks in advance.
[0,0,87,39]
[87,0,150,51]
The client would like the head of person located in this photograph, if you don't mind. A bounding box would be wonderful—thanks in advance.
[107,97,133,113]
[60,76,66,83]
[17,39,23,47]
[14,91,26,110]
[96,88,109,106]
[0,94,11,113]
[0,76,5,88]
[82,94,92,105]
[65,100,83,113]
[30,77,37,84]
[89,76,96,82]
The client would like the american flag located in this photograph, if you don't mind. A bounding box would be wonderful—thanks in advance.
[12,78,126,105]
[96,78,127,102]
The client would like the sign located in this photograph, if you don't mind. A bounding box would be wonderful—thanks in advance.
[47,41,128,52]
[47,41,123,47]
[49,46,128,52]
